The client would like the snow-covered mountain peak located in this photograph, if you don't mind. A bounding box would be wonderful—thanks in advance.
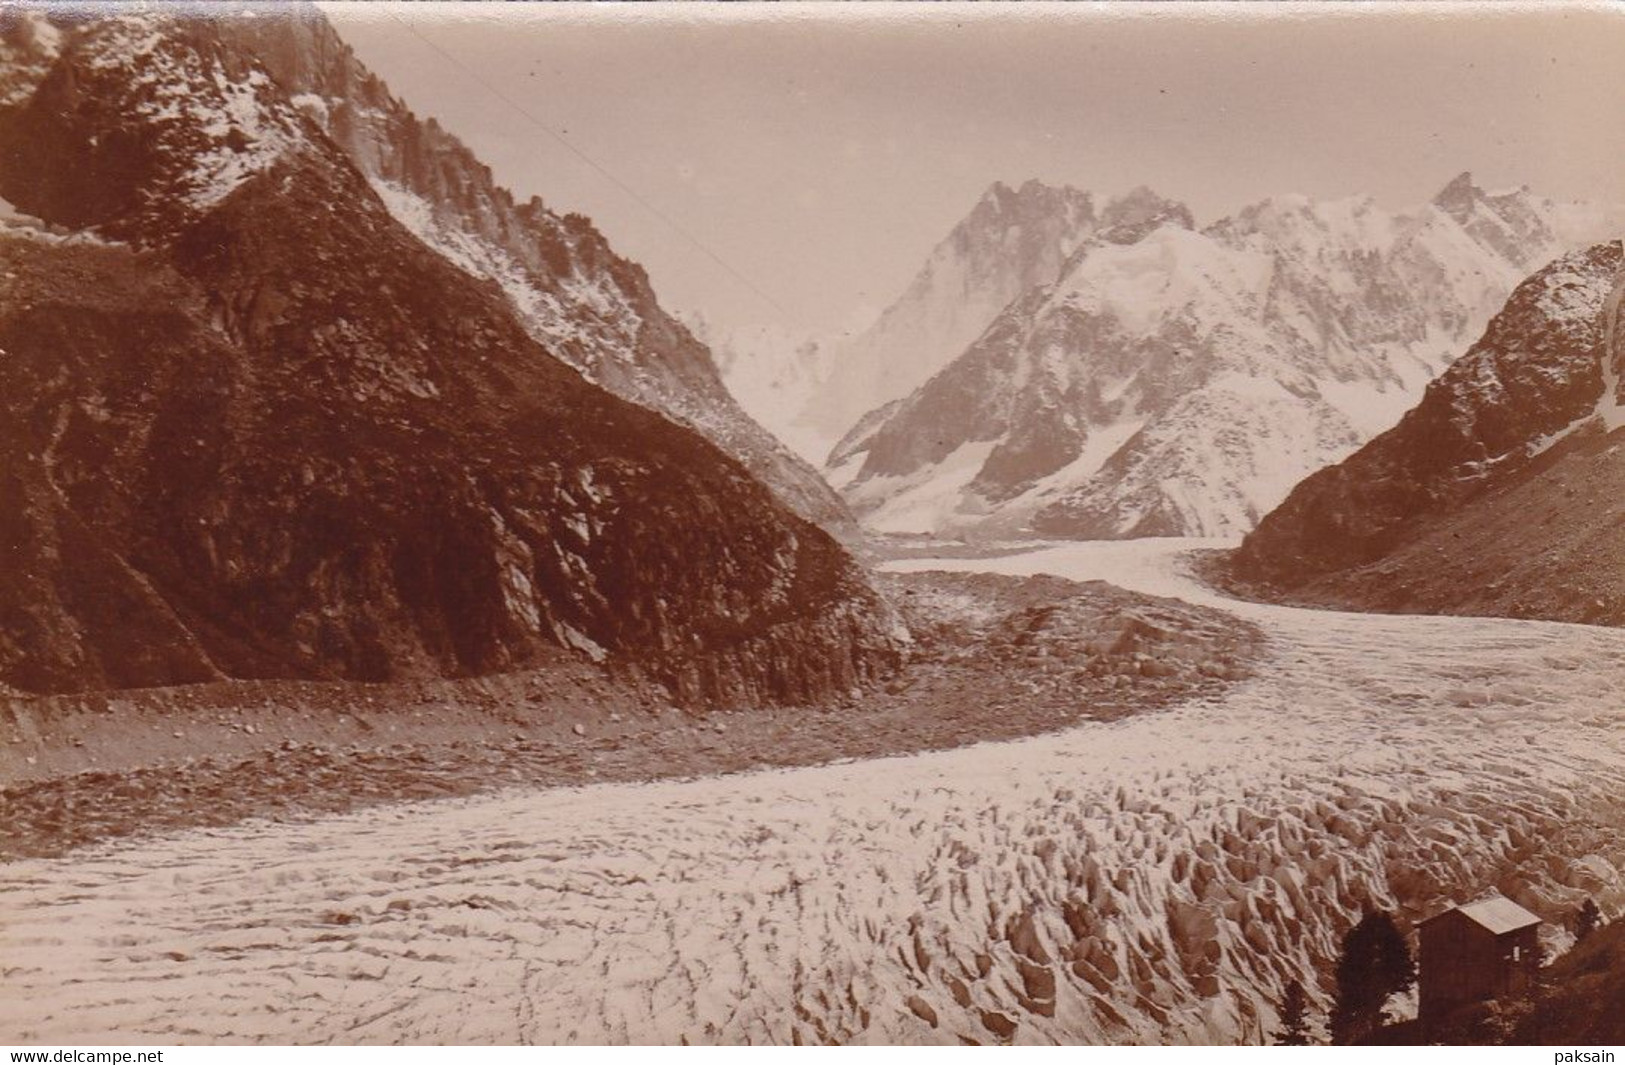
[682,312,837,462]
[1428,170,1553,234]
[834,178,1624,540]
[1431,169,1485,222]
[1048,224,1272,338]
[1097,186,1194,244]
[974,179,1023,216]
[1213,192,1392,251]
[1418,172,1575,271]
[780,179,1105,453]
[974,178,1094,220]
[949,180,1097,264]
[1102,184,1185,217]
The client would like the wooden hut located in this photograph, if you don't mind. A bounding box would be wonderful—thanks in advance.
[1418,894,1541,1025]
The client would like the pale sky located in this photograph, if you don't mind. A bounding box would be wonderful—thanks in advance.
[320,2,1625,338]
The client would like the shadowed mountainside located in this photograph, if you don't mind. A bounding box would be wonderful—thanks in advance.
[0,10,899,704]
[206,3,859,539]
[1230,242,1625,627]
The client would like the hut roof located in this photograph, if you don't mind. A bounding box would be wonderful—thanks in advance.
[1422,894,1541,936]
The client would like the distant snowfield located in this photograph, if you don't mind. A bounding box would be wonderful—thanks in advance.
[4,540,1623,1045]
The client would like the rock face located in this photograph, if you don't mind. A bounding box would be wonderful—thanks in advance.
[830,178,1621,538]
[1230,242,1625,627]
[204,4,855,539]
[0,10,899,704]
[786,180,1099,455]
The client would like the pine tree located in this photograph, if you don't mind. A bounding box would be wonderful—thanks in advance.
[1273,980,1312,1045]
[1329,909,1416,1044]
[1575,898,1601,942]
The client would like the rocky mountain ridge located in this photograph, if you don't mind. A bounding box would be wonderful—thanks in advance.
[0,8,899,705]
[207,3,856,537]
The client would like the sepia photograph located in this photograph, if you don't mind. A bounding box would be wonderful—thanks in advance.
[1,0,1622,1049]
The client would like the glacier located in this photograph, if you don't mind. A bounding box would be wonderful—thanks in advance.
[2,541,1621,1044]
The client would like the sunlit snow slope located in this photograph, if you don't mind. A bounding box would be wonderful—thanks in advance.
[835,178,1625,540]
[3,542,1622,1045]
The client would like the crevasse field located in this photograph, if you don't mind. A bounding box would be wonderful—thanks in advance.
[3,541,1622,1045]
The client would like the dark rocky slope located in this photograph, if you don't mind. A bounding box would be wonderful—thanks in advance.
[1231,242,1625,626]
[0,11,898,704]
[1512,917,1625,1044]
[207,4,856,538]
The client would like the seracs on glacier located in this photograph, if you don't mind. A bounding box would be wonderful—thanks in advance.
[3,540,1620,1045]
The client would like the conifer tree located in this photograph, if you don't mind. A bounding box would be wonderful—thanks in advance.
[1329,910,1415,1044]
[1273,980,1312,1045]
[1575,897,1601,942]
